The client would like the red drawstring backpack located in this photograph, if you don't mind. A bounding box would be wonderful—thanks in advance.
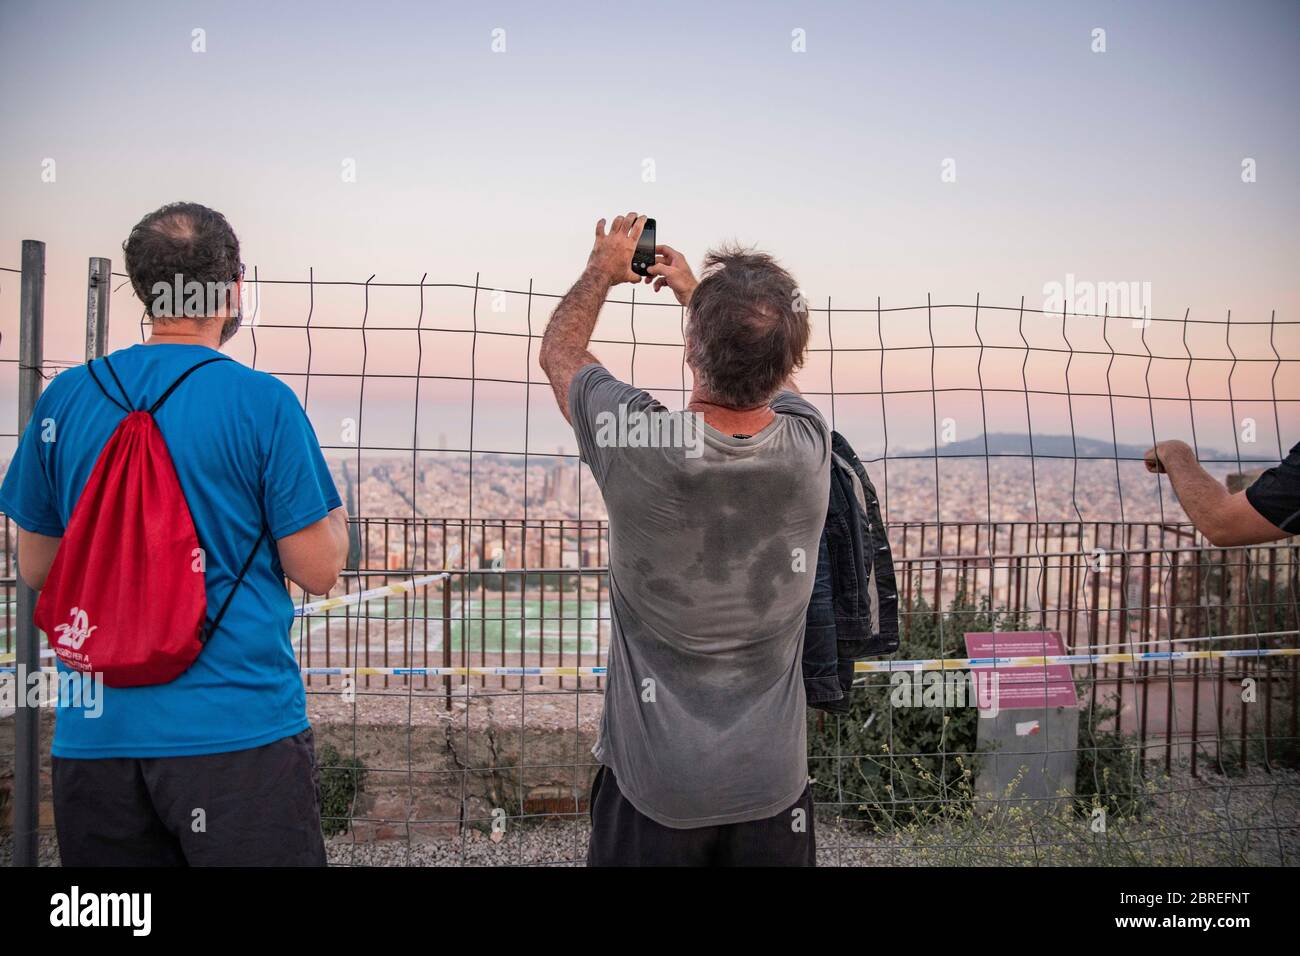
[34,354,266,688]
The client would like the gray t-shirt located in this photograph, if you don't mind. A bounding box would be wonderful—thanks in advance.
[569,364,831,828]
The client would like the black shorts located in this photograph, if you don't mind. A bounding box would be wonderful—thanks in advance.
[52,727,327,867]
[587,764,816,867]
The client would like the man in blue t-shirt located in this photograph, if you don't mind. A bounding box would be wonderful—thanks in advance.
[0,202,348,865]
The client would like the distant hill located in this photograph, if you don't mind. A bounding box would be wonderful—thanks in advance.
[913,433,1262,463]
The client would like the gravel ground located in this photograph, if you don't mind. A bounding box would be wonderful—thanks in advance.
[8,765,1296,867]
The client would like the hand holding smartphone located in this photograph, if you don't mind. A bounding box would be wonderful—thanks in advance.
[631,217,656,277]
[642,239,698,306]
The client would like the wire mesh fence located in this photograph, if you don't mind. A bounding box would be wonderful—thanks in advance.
[1,256,1298,866]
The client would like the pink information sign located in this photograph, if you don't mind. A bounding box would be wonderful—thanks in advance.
[962,631,1079,711]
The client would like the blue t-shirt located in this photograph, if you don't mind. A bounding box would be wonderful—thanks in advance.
[0,343,341,758]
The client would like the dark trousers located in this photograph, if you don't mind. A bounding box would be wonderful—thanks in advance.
[587,765,816,867]
[52,727,327,867]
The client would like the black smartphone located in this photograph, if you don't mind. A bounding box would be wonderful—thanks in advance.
[631,217,656,277]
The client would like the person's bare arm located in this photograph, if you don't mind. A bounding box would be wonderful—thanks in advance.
[277,505,350,594]
[539,213,647,423]
[16,529,61,590]
[538,270,607,425]
[1145,440,1289,546]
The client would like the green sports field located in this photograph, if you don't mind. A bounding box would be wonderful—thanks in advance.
[292,593,605,656]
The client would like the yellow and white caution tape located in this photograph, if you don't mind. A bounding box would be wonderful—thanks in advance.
[295,572,450,616]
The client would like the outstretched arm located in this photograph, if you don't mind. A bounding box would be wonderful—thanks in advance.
[1144,440,1289,546]
[540,213,647,422]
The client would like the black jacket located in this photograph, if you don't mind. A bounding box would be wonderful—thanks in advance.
[803,431,900,713]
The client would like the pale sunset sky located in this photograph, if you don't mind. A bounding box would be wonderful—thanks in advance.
[1,0,1296,468]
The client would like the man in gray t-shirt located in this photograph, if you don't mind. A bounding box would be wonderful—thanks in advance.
[539,212,829,865]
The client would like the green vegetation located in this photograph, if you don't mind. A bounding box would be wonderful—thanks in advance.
[807,584,1025,829]
[317,743,368,838]
[1074,703,1153,819]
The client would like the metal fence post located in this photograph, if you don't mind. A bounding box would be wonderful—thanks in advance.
[86,256,111,361]
[13,239,45,867]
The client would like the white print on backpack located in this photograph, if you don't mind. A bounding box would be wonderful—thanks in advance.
[54,606,97,651]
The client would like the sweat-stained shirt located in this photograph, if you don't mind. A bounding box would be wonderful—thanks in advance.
[568,363,831,828]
